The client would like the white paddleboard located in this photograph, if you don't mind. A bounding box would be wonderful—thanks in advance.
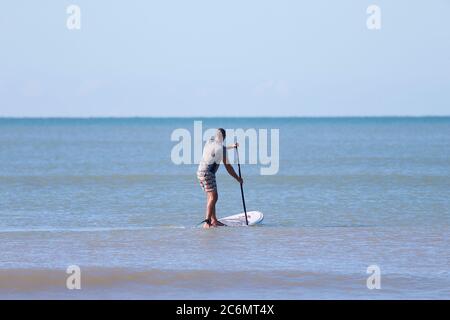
[219,211,264,227]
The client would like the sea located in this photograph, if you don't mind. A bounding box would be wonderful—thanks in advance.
[0,117,449,299]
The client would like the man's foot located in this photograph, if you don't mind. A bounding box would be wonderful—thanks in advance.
[202,218,213,228]
[211,220,227,227]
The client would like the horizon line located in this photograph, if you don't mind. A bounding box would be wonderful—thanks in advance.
[1,115,450,119]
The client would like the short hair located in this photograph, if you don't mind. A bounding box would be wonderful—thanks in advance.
[218,128,226,139]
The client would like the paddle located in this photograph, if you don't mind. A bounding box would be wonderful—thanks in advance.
[235,145,249,226]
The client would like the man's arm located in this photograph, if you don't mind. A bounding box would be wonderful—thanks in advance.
[223,150,243,184]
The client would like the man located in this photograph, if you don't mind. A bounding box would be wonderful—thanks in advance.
[197,128,243,228]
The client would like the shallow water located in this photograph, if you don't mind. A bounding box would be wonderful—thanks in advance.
[0,117,449,299]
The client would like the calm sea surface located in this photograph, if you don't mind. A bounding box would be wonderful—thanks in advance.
[0,117,449,299]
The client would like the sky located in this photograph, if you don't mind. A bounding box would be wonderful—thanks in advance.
[0,0,449,117]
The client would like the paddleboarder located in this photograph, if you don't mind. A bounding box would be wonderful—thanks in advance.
[197,128,243,228]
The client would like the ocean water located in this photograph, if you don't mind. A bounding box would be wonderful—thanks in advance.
[0,117,449,299]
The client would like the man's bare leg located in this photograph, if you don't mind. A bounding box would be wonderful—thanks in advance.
[203,191,217,228]
[209,192,226,227]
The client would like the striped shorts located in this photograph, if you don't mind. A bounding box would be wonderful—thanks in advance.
[197,171,217,193]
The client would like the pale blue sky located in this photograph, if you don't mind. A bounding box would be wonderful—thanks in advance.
[0,1,449,117]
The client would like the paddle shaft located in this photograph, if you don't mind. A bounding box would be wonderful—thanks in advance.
[235,146,249,225]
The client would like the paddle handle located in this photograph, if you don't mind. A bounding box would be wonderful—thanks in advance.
[235,146,249,226]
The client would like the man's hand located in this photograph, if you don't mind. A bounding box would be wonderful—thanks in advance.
[227,142,239,149]
[237,177,243,184]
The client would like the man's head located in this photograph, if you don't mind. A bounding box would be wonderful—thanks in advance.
[216,128,226,143]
